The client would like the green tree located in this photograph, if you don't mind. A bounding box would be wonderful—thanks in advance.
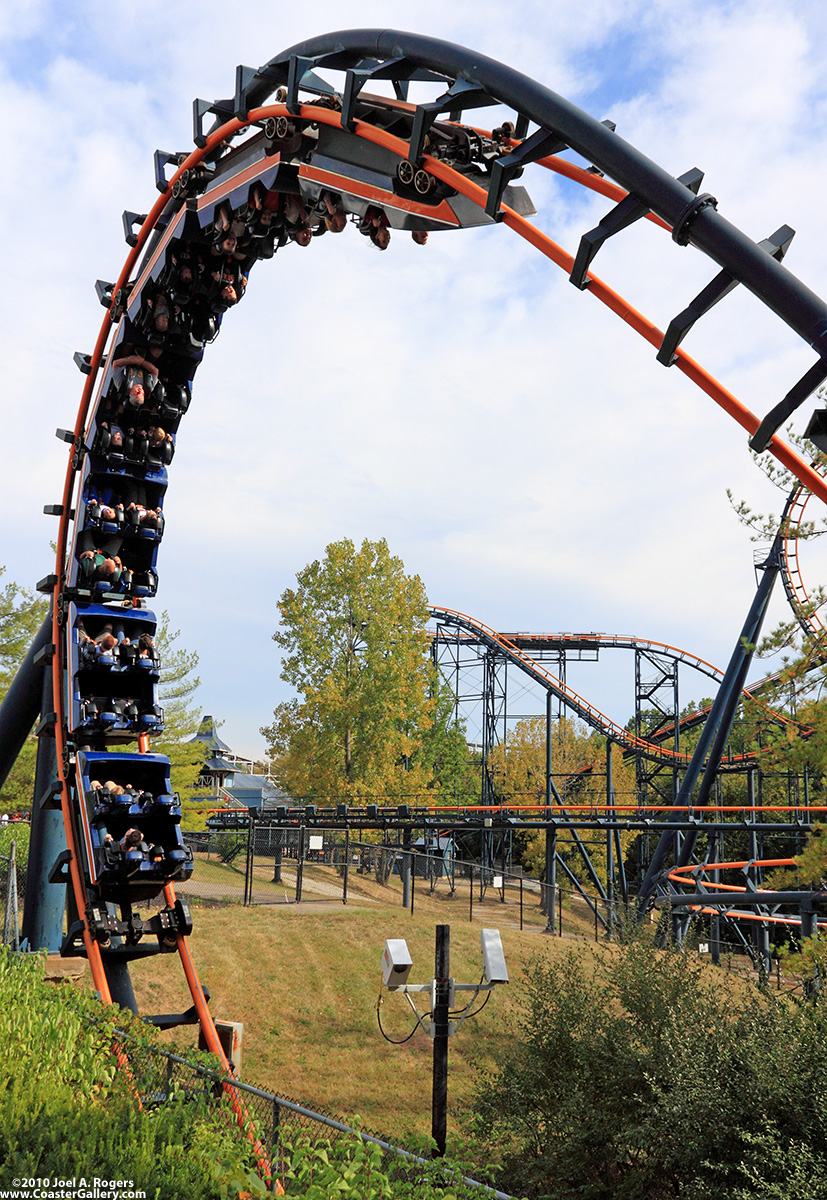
[151,612,206,803]
[0,567,48,701]
[261,538,437,801]
[413,674,476,802]
[0,567,49,811]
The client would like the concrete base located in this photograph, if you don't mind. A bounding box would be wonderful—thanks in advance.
[42,954,88,984]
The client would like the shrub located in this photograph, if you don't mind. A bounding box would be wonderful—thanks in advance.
[470,934,827,1198]
[0,948,264,1198]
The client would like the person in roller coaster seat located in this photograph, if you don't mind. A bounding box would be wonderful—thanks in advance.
[79,550,123,587]
[95,625,118,654]
[147,426,173,464]
[138,631,156,659]
[245,183,281,237]
[315,191,347,234]
[98,422,125,455]
[411,230,429,245]
[103,827,143,852]
[283,194,312,246]
[86,497,123,527]
[359,206,390,250]
[126,502,163,531]
[110,353,160,414]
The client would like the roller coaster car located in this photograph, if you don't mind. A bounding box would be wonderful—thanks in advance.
[74,751,192,902]
[78,470,166,546]
[67,604,161,741]
[68,527,160,601]
[89,418,174,474]
[297,119,535,232]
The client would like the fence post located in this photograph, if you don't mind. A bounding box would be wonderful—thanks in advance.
[401,829,412,910]
[519,875,523,931]
[342,830,349,905]
[296,827,305,903]
[272,829,282,884]
[469,865,473,923]
[243,812,255,907]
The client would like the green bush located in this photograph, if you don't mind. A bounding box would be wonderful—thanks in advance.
[0,948,264,1198]
[280,1129,504,1199]
[470,934,827,1199]
[0,821,29,875]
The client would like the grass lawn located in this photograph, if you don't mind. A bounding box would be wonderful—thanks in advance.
[128,882,601,1144]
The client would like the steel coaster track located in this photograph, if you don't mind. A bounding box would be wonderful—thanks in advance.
[667,858,827,931]
[36,28,827,1136]
[431,616,805,742]
[429,606,798,764]
[779,460,827,645]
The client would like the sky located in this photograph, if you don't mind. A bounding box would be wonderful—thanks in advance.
[3,0,827,760]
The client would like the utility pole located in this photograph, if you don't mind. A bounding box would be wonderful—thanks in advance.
[432,924,450,1157]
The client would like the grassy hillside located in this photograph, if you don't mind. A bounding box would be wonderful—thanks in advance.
[128,882,600,1144]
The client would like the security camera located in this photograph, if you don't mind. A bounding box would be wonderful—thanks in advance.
[381,938,413,988]
[480,928,508,984]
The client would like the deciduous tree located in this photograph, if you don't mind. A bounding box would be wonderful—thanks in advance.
[261,538,450,801]
[0,567,48,811]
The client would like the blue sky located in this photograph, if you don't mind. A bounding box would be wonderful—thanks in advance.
[3,0,827,758]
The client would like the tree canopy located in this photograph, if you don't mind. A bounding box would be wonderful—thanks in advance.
[0,567,49,811]
[487,715,636,882]
[261,537,468,801]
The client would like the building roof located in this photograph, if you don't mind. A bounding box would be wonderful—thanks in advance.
[189,714,233,754]
[203,754,236,774]
[224,775,291,807]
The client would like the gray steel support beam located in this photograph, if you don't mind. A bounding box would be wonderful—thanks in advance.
[21,665,65,952]
[638,537,781,910]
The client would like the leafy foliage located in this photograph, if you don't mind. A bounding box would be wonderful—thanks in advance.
[0,566,49,702]
[487,716,636,883]
[280,1130,497,1199]
[151,610,206,800]
[470,934,827,1198]
[0,566,49,811]
[261,538,462,801]
[0,947,264,1197]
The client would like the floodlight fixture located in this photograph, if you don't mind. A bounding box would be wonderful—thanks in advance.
[381,938,413,987]
[480,927,509,984]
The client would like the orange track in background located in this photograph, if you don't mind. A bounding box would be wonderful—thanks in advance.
[667,857,820,927]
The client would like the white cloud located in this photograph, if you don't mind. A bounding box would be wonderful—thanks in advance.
[2,0,826,756]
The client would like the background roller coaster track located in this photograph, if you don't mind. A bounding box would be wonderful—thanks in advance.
[429,606,804,764]
[667,858,827,930]
[33,26,827,1147]
[780,457,827,644]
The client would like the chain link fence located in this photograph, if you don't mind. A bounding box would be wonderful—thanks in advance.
[1,842,20,949]
[178,827,786,987]
[109,1027,513,1198]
